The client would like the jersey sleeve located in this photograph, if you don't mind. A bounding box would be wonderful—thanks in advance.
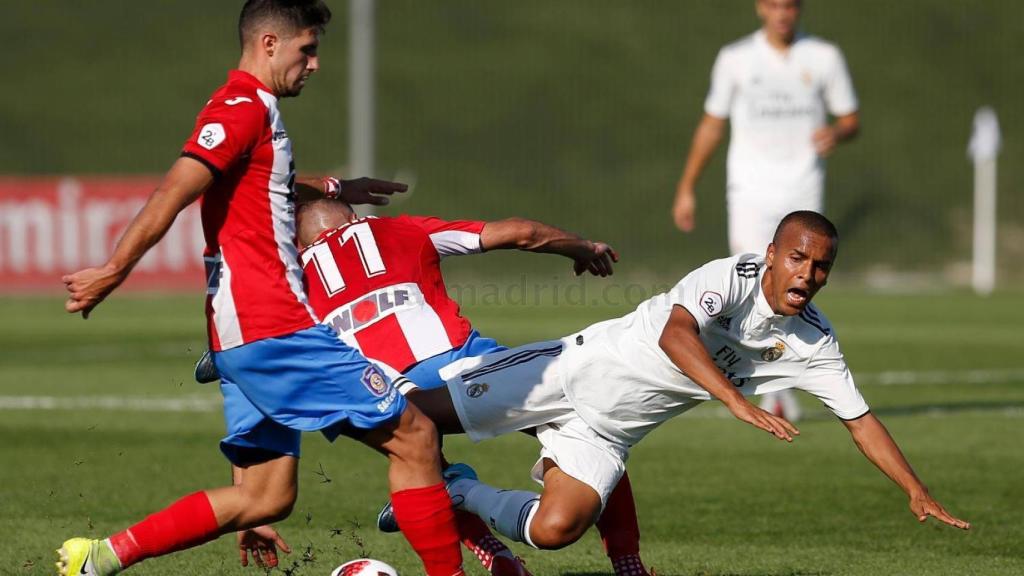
[181,97,267,177]
[668,256,748,333]
[704,48,736,119]
[796,337,870,420]
[823,45,858,117]
[402,215,485,258]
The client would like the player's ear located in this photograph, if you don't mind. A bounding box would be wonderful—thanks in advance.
[766,242,776,268]
[262,32,279,58]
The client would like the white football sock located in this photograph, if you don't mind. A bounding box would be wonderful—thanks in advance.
[450,478,540,547]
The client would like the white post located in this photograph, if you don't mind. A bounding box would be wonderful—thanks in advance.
[967,107,1000,296]
[349,0,375,179]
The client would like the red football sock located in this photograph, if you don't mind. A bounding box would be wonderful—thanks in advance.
[108,491,220,569]
[456,510,512,569]
[392,483,464,576]
[596,472,641,558]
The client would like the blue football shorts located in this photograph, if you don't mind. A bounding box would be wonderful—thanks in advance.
[213,324,408,465]
[402,330,507,391]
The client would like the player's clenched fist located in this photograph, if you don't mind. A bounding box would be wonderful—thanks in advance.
[63,264,127,319]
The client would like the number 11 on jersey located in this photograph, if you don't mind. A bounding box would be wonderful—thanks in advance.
[301,221,386,296]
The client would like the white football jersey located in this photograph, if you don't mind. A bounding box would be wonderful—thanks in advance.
[704,30,858,207]
[559,254,868,446]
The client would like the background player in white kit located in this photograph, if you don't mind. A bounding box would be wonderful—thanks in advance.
[672,0,860,420]
[410,211,969,553]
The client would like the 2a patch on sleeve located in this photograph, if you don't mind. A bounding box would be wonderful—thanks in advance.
[197,123,226,150]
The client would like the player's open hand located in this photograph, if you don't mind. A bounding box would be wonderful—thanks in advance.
[237,525,291,568]
[337,177,409,206]
[910,492,970,530]
[728,400,800,442]
[63,264,128,319]
[573,242,619,277]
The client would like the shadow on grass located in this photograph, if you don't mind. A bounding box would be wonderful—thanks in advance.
[797,400,1024,422]
[564,571,829,576]
[868,400,1024,418]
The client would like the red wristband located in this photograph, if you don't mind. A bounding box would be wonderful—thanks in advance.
[322,177,342,199]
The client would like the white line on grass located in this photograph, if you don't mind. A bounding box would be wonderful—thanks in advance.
[857,368,1024,386]
[0,394,220,412]
[1,394,1020,419]
[0,368,1021,413]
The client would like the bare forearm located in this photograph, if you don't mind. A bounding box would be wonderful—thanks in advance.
[295,178,327,202]
[108,184,201,273]
[677,115,726,195]
[658,306,797,441]
[831,113,860,143]
[659,310,746,408]
[482,218,587,255]
[847,414,927,497]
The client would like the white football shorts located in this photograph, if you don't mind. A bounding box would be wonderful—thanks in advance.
[727,191,823,256]
[440,340,630,507]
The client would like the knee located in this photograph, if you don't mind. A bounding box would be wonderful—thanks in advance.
[528,508,592,550]
[393,409,440,464]
[240,485,296,524]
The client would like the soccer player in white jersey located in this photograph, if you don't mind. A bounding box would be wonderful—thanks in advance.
[672,0,861,420]
[408,211,969,554]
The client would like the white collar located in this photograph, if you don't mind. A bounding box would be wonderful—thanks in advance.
[754,28,806,59]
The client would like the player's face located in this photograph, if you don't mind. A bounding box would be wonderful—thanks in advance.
[271,27,321,98]
[756,0,801,40]
[763,226,835,316]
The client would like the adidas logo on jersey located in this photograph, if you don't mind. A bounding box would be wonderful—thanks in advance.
[735,262,761,278]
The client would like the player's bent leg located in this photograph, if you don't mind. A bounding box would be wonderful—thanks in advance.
[59,490,224,575]
[64,455,298,575]
[362,401,443,489]
[205,454,299,529]
[527,459,603,549]
[446,458,600,550]
[362,405,465,576]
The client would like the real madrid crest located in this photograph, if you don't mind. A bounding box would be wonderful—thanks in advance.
[467,382,489,398]
[760,341,786,362]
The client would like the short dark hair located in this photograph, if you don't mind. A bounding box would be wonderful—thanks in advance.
[239,0,332,48]
[772,210,839,245]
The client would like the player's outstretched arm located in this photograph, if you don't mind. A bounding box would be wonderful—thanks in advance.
[673,113,726,232]
[659,306,798,441]
[841,412,970,530]
[479,218,618,277]
[63,157,213,318]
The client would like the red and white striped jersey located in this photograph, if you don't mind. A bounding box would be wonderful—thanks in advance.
[182,70,316,351]
[300,215,484,372]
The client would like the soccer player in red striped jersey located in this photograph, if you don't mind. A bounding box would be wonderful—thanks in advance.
[58,2,465,576]
[288,199,652,576]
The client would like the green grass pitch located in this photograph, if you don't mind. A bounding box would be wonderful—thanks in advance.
[2,291,1022,575]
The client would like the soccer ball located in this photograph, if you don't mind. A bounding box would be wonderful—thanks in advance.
[330,558,399,576]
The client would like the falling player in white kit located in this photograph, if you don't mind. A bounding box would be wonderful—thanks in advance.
[411,211,969,553]
[672,0,861,420]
